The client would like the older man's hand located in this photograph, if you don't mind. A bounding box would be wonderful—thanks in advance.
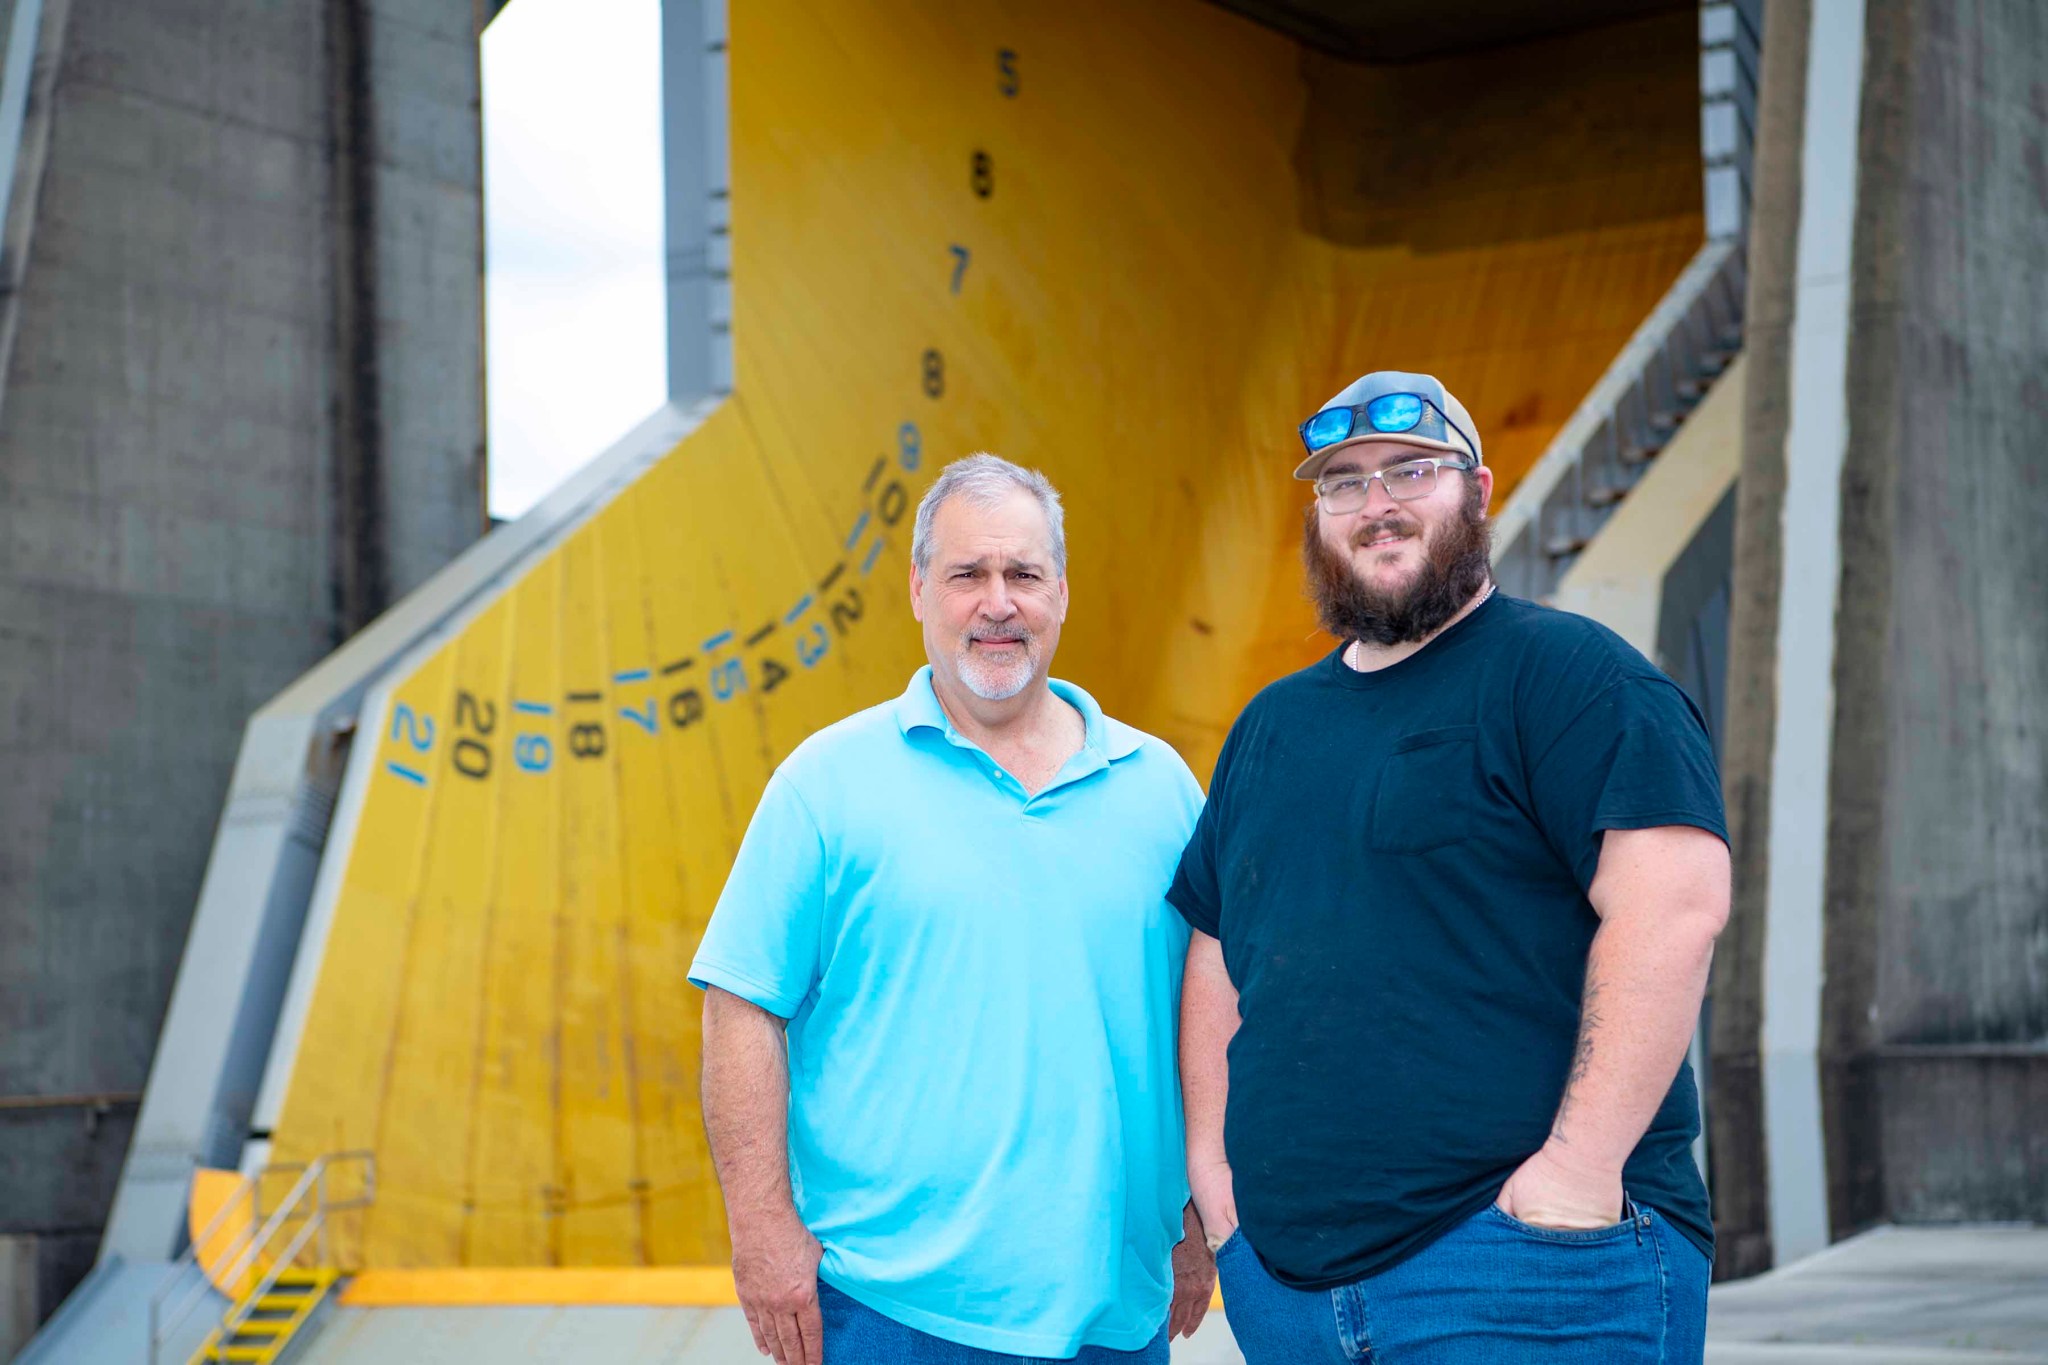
[731,1212,825,1365]
[1169,1201,1217,1339]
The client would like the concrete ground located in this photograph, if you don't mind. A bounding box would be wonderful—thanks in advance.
[288,1226,2046,1364]
[1705,1226,2048,1364]
[1180,1226,2048,1364]
[32,1225,2040,1363]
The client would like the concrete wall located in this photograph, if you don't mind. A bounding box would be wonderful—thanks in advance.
[1822,0,2048,1230]
[1716,0,2048,1275]
[0,0,482,1329]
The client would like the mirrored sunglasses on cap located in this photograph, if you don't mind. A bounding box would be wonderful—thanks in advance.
[1298,392,1478,461]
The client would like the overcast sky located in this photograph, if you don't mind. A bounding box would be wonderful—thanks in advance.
[482,0,666,521]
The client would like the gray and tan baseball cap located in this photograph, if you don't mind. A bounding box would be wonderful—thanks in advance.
[1294,370,1483,481]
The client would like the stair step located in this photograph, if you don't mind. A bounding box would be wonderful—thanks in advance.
[228,1320,287,1337]
[209,1348,274,1363]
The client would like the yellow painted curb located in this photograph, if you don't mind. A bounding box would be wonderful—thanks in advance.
[340,1267,1223,1312]
[342,1266,740,1308]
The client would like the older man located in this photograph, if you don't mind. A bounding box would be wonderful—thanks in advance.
[690,454,1213,1365]
[1176,372,1730,1362]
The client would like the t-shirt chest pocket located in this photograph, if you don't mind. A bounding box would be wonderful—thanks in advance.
[1369,725,1479,854]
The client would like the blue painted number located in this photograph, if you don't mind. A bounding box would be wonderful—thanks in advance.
[514,733,552,773]
[390,704,435,752]
[710,657,747,701]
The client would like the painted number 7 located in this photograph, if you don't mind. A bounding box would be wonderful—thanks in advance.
[949,244,969,295]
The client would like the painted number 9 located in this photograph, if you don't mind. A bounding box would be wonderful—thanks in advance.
[514,733,552,773]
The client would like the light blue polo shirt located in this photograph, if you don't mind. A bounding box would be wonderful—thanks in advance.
[689,667,1202,1356]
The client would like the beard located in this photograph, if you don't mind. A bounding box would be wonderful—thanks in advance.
[1302,481,1493,647]
[954,626,1039,700]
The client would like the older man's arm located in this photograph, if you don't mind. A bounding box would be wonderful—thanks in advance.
[1495,824,1731,1229]
[1181,930,1240,1247]
[703,986,823,1365]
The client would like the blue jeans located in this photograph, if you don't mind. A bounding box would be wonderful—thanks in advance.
[1217,1200,1710,1363]
[816,1281,1170,1365]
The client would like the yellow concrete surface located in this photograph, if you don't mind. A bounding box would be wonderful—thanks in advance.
[268,0,1704,1267]
[190,1168,259,1300]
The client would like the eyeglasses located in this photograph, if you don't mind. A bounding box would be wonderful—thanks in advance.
[1315,457,1475,514]
[1299,392,1478,460]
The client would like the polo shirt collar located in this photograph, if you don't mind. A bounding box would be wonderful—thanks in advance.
[894,666,1143,761]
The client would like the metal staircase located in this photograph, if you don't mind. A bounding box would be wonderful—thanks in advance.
[192,1269,339,1365]
[1491,0,1760,601]
[147,1151,376,1365]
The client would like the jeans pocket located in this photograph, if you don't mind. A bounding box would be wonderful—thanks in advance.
[1487,1203,1637,1245]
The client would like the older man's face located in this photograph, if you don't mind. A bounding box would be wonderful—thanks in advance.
[910,488,1068,702]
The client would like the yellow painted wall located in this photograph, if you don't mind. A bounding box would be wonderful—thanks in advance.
[270,0,1703,1266]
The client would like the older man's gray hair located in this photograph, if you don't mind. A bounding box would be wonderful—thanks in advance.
[909,453,1068,576]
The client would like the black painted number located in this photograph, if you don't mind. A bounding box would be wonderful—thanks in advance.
[877,480,908,527]
[453,737,490,779]
[452,689,496,780]
[970,150,993,199]
[829,587,865,637]
[668,688,706,730]
[569,723,607,760]
[921,348,944,398]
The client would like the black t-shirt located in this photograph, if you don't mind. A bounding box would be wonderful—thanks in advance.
[1169,593,1725,1290]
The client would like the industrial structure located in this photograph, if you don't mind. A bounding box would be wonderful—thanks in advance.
[3,0,2043,1360]
[0,0,483,1350]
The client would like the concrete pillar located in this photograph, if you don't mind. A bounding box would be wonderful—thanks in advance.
[1711,0,1811,1283]
[0,1235,33,1363]
[1820,0,2048,1229]
[661,0,732,404]
[1714,0,2048,1275]
[0,0,482,1327]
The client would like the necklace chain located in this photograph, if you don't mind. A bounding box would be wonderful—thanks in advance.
[1346,581,1496,672]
